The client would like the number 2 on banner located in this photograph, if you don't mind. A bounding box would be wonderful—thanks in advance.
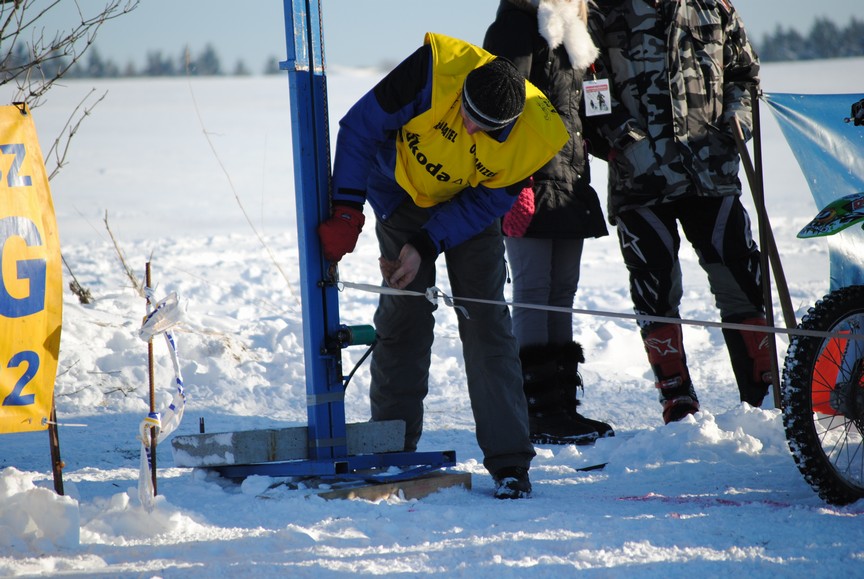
[2,350,39,406]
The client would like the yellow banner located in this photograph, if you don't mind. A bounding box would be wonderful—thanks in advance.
[0,104,62,434]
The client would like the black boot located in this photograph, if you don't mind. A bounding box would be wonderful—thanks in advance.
[557,342,615,440]
[520,344,600,445]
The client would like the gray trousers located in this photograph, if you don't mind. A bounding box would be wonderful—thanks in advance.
[505,237,585,348]
[370,200,535,474]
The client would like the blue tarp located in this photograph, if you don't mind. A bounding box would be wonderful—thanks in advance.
[763,92,864,290]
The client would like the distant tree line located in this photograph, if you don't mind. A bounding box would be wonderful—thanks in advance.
[756,17,864,62]
[4,17,863,81]
[2,42,282,79]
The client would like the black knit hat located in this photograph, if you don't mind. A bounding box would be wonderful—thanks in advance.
[462,58,526,131]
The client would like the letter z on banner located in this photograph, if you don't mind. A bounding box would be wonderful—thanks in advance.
[0,103,62,434]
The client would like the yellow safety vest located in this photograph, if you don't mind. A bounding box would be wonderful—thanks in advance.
[394,32,569,208]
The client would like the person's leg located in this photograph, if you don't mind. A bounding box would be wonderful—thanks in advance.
[547,238,613,437]
[446,222,535,475]
[507,236,597,443]
[547,238,583,345]
[369,201,437,451]
[679,196,772,406]
[616,206,699,423]
[616,206,685,322]
[505,236,553,347]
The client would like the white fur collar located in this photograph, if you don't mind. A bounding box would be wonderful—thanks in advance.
[530,0,599,69]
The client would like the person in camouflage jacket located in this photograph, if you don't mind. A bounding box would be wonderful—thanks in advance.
[589,0,773,423]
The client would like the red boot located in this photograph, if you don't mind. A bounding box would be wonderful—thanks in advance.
[722,316,773,407]
[643,323,700,424]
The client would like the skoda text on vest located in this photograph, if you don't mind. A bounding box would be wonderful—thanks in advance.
[404,131,451,182]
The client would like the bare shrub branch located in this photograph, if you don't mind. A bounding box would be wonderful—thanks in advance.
[1,0,140,107]
[1,1,140,302]
[44,87,106,179]
[104,210,144,297]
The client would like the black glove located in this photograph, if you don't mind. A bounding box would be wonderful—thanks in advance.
[852,98,864,127]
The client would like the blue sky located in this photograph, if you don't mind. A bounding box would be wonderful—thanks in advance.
[34,0,862,71]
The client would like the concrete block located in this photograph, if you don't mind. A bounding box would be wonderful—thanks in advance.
[171,420,405,467]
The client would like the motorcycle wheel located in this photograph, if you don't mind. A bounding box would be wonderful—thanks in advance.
[782,285,864,505]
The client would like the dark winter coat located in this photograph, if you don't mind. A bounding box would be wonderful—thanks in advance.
[484,0,608,240]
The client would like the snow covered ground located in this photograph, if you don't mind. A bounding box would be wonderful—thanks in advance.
[1,57,863,577]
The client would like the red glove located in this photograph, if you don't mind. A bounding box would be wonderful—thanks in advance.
[502,183,535,237]
[318,205,365,262]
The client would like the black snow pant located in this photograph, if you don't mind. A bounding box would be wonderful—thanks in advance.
[615,196,770,402]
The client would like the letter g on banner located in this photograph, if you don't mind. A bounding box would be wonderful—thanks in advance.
[0,216,47,318]
[0,104,62,434]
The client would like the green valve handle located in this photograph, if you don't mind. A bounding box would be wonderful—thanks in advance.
[340,324,376,346]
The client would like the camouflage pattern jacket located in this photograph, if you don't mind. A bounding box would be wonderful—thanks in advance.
[589,0,760,222]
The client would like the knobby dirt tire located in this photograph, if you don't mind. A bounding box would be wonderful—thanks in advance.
[782,285,864,505]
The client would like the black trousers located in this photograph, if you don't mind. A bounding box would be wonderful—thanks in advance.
[615,196,765,332]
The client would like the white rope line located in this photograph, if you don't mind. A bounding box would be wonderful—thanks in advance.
[337,280,863,342]
[42,420,88,427]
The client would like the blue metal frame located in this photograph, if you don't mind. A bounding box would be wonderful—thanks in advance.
[224,0,455,481]
[282,0,346,461]
[212,450,457,481]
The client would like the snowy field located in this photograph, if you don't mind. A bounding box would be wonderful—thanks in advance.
[1,57,863,576]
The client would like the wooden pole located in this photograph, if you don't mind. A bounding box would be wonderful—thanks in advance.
[146,262,157,495]
[731,92,796,409]
[48,397,64,495]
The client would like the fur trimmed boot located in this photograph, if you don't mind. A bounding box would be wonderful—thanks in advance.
[520,344,600,445]
[556,342,614,439]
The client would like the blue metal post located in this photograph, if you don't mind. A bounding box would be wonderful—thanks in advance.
[281,0,347,460]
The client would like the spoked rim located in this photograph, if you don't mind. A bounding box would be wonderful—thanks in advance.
[783,286,864,504]
[808,314,864,491]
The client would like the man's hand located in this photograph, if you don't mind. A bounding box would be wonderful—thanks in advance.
[379,256,399,280]
[386,244,422,289]
[317,205,365,262]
